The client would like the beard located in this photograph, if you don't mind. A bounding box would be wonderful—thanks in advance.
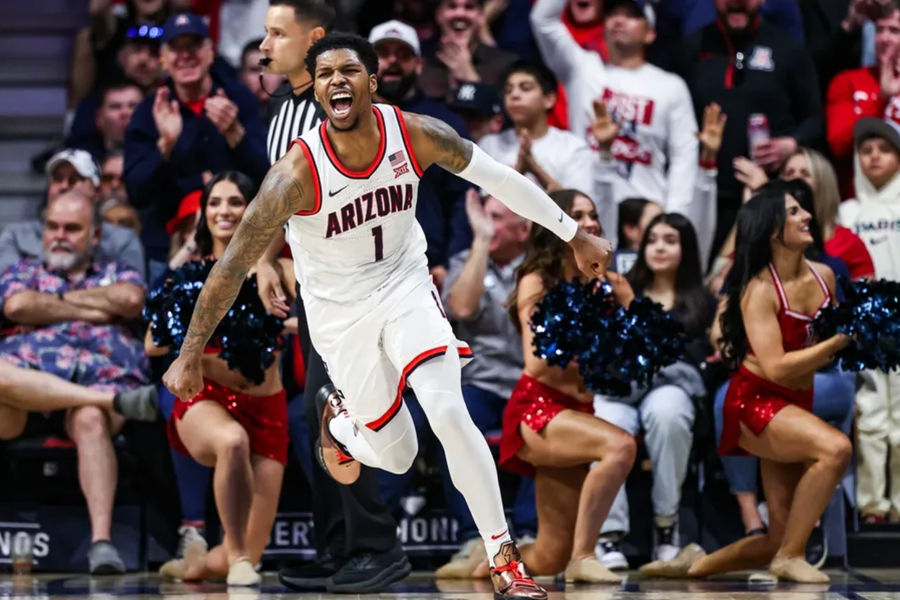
[376,72,417,104]
[46,244,91,273]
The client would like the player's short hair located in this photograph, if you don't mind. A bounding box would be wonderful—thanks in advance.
[98,77,142,105]
[501,60,558,96]
[305,32,379,79]
[269,0,335,31]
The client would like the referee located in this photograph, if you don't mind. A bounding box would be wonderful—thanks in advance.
[256,0,409,593]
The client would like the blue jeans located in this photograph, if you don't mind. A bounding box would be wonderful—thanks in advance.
[158,385,210,523]
[377,385,537,539]
[714,368,855,494]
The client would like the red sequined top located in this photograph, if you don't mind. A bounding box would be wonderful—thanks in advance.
[750,261,831,355]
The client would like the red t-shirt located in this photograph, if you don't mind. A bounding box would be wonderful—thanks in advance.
[825,224,875,280]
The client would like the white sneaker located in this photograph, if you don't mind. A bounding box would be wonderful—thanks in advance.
[177,525,207,559]
[595,536,629,570]
[652,523,681,562]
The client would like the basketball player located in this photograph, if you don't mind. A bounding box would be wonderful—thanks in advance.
[164,32,611,600]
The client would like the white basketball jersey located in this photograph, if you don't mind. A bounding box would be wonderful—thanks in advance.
[287,104,428,303]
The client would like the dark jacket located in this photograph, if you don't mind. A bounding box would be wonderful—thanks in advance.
[123,74,268,262]
[396,90,473,269]
[674,19,824,228]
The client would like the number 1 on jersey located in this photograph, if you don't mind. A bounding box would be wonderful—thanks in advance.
[372,225,384,261]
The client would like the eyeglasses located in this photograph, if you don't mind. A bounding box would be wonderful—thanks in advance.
[127,25,164,40]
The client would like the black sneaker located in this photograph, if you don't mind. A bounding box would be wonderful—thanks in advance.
[326,542,411,593]
[805,523,827,569]
[279,553,344,591]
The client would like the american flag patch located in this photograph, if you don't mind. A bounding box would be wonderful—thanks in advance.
[389,150,409,177]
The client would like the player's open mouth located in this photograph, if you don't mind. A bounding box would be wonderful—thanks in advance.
[330,91,353,118]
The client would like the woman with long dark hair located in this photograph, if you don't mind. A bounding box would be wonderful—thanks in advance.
[594,213,713,568]
[149,171,295,586]
[642,181,851,583]
[495,188,637,583]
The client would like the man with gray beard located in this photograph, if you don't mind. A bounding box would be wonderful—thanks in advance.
[0,149,145,280]
[0,190,153,574]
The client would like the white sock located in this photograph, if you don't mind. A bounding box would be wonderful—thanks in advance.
[407,352,510,564]
[484,530,513,567]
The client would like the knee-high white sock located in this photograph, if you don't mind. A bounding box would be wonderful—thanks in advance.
[329,403,418,474]
[407,351,511,564]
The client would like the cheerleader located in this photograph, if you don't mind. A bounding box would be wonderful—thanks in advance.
[149,172,294,586]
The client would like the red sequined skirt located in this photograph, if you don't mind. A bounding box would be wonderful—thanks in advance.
[719,365,813,456]
[168,378,289,465]
[500,374,594,478]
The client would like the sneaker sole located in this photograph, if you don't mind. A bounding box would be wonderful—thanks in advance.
[278,571,331,591]
[90,563,125,575]
[326,555,412,593]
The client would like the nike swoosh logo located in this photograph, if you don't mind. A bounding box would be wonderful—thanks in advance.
[328,185,348,197]
[491,529,508,540]
[557,211,564,223]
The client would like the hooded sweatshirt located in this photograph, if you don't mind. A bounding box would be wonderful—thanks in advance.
[839,158,900,281]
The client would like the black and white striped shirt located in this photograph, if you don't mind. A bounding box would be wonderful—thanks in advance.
[266,83,326,164]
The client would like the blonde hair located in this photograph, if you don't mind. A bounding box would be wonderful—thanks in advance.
[782,147,841,231]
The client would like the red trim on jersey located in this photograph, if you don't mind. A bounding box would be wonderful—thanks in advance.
[319,107,386,179]
[288,138,322,215]
[365,345,474,432]
[392,105,424,178]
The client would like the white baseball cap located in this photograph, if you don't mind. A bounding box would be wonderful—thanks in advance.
[46,148,100,186]
[368,20,421,57]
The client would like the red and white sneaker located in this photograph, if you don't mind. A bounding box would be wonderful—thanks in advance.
[489,542,547,600]
[316,385,360,485]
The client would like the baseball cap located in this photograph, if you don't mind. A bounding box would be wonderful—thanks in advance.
[449,83,501,117]
[368,20,421,57]
[160,13,210,45]
[46,149,100,186]
[854,117,900,153]
[604,0,656,28]
[166,189,202,234]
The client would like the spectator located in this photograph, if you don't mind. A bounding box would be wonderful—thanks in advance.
[238,38,285,120]
[499,188,635,583]
[478,61,595,198]
[124,12,268,281]
[448,82,504,142]
[370,19,473,283]
[594,213,713,568]
[69,0,184,109]
[419,0,518,102]
[0,149,145,280]
[840,117,900,523]
[826,0,900,197]
[531,0,700,231]
[612,198,662,274]
[434,190,535,578]
[673,0,824,257]
[151,172,293,585]
[593,100,724,266]
[99,150,129,208]
[67,27,166,153]
[67,79,143,164]
[0,190,151,574]
[103,202,142,234]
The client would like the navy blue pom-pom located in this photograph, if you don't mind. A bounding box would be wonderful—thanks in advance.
[812,278,900,372]
[143,260,284,384]
[529,280,686,395]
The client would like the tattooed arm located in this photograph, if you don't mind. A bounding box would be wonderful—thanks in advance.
[404,111,612,276]
[163,145,312,399]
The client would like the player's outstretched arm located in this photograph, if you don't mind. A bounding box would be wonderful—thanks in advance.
[163,148,310,400]
[405,111,612,276]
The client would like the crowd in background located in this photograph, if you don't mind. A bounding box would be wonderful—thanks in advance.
[0,0,899,578]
